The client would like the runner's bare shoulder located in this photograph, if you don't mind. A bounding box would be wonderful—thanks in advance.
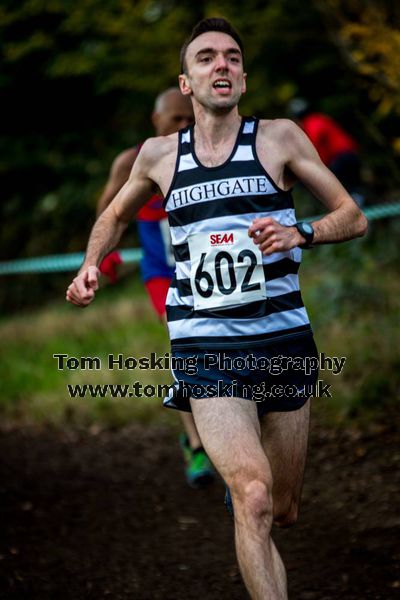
[257,118,312,163]
[138,133,179,189]
[258,118,303,144]
[138,133,178,168]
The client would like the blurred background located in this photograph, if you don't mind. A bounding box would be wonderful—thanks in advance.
[0,0,399,425]
[0,3,399,598]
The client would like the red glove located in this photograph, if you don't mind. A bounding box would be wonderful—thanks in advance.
[99,251,122,284]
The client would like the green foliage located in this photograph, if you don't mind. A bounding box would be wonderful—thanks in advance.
[1,0,399,311]
[318,0,400,117]
[301,221,400,423]
[0,279,174,427]
[1,225,398,427]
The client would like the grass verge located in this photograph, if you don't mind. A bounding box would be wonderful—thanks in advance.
[1,226,398,429]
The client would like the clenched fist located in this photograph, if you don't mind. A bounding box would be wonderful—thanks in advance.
[248,217,303,255]
[66,266,100,307]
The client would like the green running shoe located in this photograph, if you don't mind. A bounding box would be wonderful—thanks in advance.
[179,434,215,489]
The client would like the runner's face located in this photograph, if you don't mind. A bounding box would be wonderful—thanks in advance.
[179,32,246,113]
[153,93,194,136]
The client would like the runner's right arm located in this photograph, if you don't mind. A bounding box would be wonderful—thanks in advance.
[66,140,159,307]
[96,147,139,217]
[96,148,139,282]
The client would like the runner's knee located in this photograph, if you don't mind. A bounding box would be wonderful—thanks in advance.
[231,475,273,521]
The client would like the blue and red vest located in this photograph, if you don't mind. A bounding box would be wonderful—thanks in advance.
[134,142,174,281]
[137,193,175,282]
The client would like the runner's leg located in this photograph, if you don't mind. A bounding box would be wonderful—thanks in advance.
[180,411,203,448]
[191,395,287,600]
[260,400,311,527]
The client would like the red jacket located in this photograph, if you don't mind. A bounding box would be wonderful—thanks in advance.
[301,113,358,165]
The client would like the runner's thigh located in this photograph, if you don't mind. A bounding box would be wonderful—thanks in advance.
[190,396,269,484]
[260,400,310,509]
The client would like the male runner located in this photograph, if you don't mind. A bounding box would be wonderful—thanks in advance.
[96,88,214,489]
[66,18,367,599]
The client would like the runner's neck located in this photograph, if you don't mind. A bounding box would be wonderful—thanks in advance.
[193,109,242,149]
[193,110,242,166]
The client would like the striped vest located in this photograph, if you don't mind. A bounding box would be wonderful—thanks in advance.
[164,117,312,350]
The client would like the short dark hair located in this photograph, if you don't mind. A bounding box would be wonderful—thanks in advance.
[180,17,244,74]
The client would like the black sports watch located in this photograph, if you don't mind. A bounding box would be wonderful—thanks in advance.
[295,222,314,249]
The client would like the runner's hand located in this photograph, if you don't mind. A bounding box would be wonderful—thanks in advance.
[248,217,302,255]
[66,266,100,307]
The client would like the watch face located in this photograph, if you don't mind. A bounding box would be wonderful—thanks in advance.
[303,223,313,235]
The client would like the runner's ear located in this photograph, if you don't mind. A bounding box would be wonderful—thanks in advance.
[179,74,192,96]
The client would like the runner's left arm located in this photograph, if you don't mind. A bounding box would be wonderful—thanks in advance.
[249,120,367,255]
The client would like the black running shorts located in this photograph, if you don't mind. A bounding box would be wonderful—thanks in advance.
[164,334,319,417]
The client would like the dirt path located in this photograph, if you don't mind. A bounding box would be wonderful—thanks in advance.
[0,415,399,599]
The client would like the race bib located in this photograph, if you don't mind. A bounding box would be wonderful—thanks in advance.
[188,229,267,310]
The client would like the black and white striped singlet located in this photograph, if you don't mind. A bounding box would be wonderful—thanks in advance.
[163,117,312,351]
